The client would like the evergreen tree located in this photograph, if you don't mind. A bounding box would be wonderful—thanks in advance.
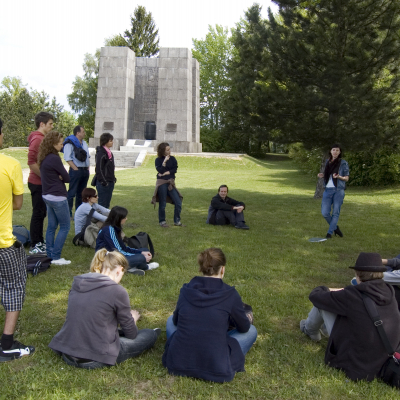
[123,6,159,57]
[260,0,400,152]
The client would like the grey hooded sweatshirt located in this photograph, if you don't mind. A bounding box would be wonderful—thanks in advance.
[49,273,137,365]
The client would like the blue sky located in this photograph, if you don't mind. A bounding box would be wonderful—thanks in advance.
[1,0,277,112]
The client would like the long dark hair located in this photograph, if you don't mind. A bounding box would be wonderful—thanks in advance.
[328,144,342,162]
[103,206,128,234]
[157,142,170,158]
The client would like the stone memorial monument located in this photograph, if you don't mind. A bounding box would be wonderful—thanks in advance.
[90,46,202,164]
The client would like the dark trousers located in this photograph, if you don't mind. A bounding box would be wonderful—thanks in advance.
[215,210,245,226]
[126,248,149,270]
[67,168,90,216]
[28,182,47,246]
[96,181,114,209]
[60,329,158,369]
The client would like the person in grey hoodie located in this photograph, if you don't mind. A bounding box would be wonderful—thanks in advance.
[49,249,160,369]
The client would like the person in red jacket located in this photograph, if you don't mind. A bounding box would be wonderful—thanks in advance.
[27,111,54,254]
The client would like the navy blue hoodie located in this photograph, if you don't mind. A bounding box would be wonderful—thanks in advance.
[162,276,250,382]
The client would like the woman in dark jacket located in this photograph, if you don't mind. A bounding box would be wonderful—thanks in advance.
[95,206,159,275]
[162,248,257,382]
[300,252,400,382]
[49,249,160,369]
[317,144,349,239]
[95,133,116,208]
[154,142,183,227]
[38,131,71,265]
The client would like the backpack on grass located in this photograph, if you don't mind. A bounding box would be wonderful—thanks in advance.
[72,209,96,248]
[26,254,52,276]
[124,232,155,257]
[12,225,30,247]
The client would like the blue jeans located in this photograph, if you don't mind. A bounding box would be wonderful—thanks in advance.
[43,199,71,260]
[165,315,257,355]
[61,329,158,369]
[157,183,182,224]
[96,181,114,209]
[67,168,90,216]
[304,306,336,336]
[321,188,345,234]
[125,248,149,270]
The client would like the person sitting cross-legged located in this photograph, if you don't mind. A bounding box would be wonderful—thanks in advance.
[206,185,249,229]
[49,249,160,369]
[300,252,400,383]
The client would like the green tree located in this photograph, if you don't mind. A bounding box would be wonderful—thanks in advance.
[67,50,100,137]
[0,76,70,147]
[192,25,233,152]
[121,5,159,57]
[258,0,400,152]
[104,34,128,47]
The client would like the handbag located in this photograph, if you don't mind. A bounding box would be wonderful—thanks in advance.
[91,175,97,187]
[362,293,400,388]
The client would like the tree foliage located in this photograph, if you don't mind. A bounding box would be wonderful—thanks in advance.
[0,77,76,147]
[192,25,233,151]
[67,50,100,138]
[259,0,400,152]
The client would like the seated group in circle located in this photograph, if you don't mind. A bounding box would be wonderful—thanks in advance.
[49,247,257,383]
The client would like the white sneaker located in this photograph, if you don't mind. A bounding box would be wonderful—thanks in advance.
[51,258,71,265]
[147,262,159,270]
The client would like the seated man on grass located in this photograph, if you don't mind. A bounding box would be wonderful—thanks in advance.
[300,252,400,384]
[206,185,249,230]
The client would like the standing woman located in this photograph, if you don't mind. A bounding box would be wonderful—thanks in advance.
[95,133,116,208]
[162,248,257,382]
[317,144,349,238]
[152,142,183,227]
[38,131,71,265]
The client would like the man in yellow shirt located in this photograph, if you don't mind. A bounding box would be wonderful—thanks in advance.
[0,118,35,362]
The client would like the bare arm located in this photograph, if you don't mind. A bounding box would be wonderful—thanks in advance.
[13,194,23,210]
[67,160,78,171]
[29,163,41,177]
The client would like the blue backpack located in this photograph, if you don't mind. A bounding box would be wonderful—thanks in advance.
[12,225,30,246]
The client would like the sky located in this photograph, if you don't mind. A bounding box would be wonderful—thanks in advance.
[1,0,277,113]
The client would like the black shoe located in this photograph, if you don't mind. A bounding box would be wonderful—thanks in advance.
[127,268,145,276]
[0,340,35,362]
[326,233,332,239]
[334,225,343,237]
[235,224,249,230]
[153,328,162,337]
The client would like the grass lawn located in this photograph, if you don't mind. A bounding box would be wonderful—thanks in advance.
[1,153,400,399]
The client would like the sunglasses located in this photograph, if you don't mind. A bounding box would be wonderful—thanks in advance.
[91,195,98,198]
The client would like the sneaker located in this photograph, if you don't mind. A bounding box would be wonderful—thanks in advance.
[174,221,186,227]
[127,268,145,276]
[29,243,46,255]
[51,258,71,265]
[300,319,321,342]
[0,340,35,362]
[160,221,169,228]
[147,262,159,270]
[153,328,162,337]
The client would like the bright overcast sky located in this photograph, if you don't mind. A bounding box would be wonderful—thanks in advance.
[1,0,277,112]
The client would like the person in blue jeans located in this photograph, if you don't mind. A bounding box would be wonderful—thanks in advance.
[63,125,90,217]
[317,144,349,239]
[152,142,183,227]
[162,248,257,382]
[38,132,71,265]
[49,249,160,369]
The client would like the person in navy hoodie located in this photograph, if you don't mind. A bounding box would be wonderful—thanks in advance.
[38,132,71,265]
[162,248,257,382]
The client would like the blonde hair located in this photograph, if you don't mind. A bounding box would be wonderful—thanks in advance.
[90,249,129,273]
[356,271,384,282]
[197,248,226,276]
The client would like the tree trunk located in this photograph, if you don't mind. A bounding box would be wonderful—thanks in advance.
[314,156,326,199]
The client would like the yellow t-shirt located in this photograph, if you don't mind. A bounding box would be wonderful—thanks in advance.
[0,154,24,248]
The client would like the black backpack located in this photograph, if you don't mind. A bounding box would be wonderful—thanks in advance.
[26,255,52,276]
[124,232,155,257]
[64,139,87,162]
[72,209,95,247]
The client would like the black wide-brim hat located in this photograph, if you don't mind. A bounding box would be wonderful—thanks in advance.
[349,252,386,272]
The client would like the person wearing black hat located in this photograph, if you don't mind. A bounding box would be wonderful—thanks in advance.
[300,252,400,382]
